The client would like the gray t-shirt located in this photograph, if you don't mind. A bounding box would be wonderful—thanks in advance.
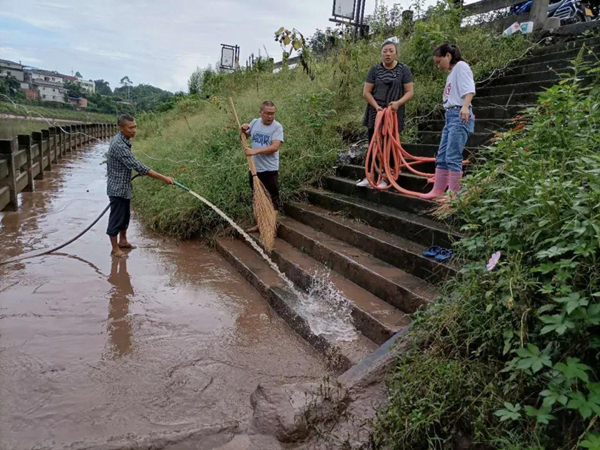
[249,118,284,172]
[443,61,476,109]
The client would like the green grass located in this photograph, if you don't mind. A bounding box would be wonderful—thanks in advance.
[130,4,530,239]
[0,102,114,123]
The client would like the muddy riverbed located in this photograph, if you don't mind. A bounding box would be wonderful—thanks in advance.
[0,139,329,449]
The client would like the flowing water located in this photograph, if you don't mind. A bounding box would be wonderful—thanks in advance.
[0,140,331,449]
[183,189,357,342]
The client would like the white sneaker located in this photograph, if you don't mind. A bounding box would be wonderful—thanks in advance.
[377,180,389,189]
[356,178,370,187]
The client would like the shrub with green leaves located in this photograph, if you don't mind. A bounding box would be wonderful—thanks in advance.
[374,54,600,449]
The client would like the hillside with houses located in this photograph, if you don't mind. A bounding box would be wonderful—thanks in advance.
[0,59,95,108]
[0,58,174,115]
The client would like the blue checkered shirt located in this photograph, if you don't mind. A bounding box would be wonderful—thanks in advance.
[106,133,150,199]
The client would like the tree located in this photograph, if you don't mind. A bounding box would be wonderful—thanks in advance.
[113,83,174,111]
[0,75,24,100]
[64,80,84,98]
[366,3,404,35]
[188,67,204,94]
[94,79,112,96]
[75,71,83,78]
[308,28,343,56]
[120,76,133,101]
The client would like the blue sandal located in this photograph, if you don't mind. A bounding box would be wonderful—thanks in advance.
[422,246,442,258]
[435,249,454,263]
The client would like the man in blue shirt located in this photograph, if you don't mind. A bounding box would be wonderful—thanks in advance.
[240,101,284,232]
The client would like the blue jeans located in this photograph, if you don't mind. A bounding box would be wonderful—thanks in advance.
[436,107,475,173]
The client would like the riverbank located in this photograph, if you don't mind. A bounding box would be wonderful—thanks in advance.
[0,101,114,123]
[0,113,89,123]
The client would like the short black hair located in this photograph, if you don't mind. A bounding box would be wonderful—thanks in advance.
[433,44,464,65]
[117,114,135,126]
[260,101,275,110]
[381,40,398,52]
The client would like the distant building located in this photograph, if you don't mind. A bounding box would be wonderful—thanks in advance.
[23,89,40,101]
[77,76,95,94]
[24,68,65,103]
[61,73,95,95]
[68,96,88,109]
[0,59,29,89]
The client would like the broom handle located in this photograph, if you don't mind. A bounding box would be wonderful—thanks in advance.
[229,97,258,177]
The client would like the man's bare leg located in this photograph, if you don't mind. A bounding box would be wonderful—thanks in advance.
[118,230,135,249]
[110,235,126,258]
[245,225,259,233]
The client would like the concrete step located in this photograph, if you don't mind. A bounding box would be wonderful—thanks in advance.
[473,105,532,120]
[528,37,600,57]
[477,79,566,98]
[473,92,541,108]
[419,119,509,133]
[418,131,492,147]
[480,69,566,88]
[337,164,431,193]
[260,236,411,345]
[347,145,438,172]
[402,143,476,160]
[515,43,600,66]
[285,201,457,284]
[505,53,597,76]
[278,217,438,314]
[321,176,436,216]
[304,187,460,248]
[215,237,378,371]
[476,72,596,104]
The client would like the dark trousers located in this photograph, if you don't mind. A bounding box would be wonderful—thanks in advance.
[366,128,377,173]
[106,196,131,237]
[249,170,281,211]
[368,128,375,143]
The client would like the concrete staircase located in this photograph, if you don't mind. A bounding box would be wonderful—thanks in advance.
[216,35,600,372]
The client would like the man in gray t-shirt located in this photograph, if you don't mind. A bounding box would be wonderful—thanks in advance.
[241,101,284,232]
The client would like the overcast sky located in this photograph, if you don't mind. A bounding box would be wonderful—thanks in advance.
[0,0,424,93]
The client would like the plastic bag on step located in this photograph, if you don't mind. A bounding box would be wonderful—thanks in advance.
[335,141,368,167]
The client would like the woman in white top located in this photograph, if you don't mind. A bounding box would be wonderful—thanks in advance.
[421,44,475,200]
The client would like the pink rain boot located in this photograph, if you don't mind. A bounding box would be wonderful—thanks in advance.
[447,171,463,195]
[420,168,449,199]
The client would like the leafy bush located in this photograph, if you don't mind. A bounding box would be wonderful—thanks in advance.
[374,53,600,450]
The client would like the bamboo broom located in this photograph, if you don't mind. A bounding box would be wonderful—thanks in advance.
[229,97,278,252]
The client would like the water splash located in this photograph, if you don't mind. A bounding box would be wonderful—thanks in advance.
[300,269,357,342]
[184,189,357,342]
[186,190,299,294]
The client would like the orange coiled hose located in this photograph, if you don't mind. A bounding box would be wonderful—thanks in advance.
[364,106,467,195]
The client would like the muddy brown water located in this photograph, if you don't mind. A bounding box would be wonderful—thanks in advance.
[0,140,329,449]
